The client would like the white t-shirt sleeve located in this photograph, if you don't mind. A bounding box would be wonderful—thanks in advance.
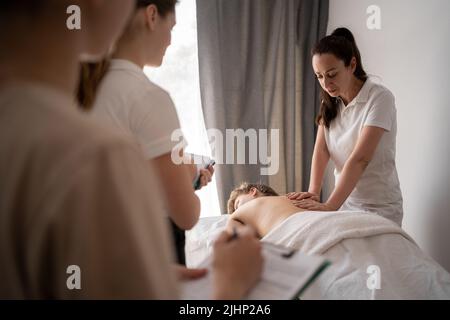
[129,88,187,159]
[364,91,396,132]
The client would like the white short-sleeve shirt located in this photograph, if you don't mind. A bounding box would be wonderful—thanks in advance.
[92,59,187,159]
[323,77,403,225]
[0,83,178,298]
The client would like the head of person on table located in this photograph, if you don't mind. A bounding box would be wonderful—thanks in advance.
[227,183,308,238]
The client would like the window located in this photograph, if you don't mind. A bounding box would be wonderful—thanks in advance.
[144,0,221,217]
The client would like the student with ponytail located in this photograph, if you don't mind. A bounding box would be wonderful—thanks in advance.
[288,28,404,226]
[0,0,262,299]
[78,0,213,265]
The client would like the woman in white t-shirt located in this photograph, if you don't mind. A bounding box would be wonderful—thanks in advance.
[0,0,262,300]
[288,28,403,226]
[78,0,213,264]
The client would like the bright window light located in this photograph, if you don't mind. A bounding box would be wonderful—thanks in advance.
[144,0,221,217]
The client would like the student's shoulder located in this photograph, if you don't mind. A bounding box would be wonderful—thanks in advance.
[129,81,177,122]
[13,84,142,162]
[51,106,140,158]
[99,66,167,100]
[104,66,170,96]
[141,79,174,106]
[115,74,174,110]
[1,83,146,198]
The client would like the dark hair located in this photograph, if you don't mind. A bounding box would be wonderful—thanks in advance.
[312,28,367,128]
[77,60,110,110]
[77,0,178,110]
[227,182,279,214]
[136,0,178,17]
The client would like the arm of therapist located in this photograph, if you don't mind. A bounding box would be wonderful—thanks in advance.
[295,126,385,211]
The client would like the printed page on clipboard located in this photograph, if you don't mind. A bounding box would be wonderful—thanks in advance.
[181,242,330,300]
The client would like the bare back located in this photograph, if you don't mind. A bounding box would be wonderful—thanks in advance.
[229,196,304,238]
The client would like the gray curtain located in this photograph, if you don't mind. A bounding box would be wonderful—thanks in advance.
[197,0,329,213]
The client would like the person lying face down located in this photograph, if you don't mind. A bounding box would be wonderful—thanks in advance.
[227,183,307,238]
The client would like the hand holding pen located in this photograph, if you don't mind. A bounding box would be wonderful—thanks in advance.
[211,226,264,299]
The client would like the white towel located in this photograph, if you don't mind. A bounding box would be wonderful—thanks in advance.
[262,210,417,255]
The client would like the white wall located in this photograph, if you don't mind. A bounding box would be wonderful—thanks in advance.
[325,0,450,272]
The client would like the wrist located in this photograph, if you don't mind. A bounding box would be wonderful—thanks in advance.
[213,289,237,300]
[325,200,339,211]
[212,277,243,300]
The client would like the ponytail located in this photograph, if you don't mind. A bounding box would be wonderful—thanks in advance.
[331,28,367,81]
[77,59,110,111]
[76,1,178,110]
[312,27,367,128]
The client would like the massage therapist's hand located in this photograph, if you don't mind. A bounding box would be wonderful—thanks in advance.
[211,227,263,300]
[197,166,214,189]
[286,192,320,202]
[291,199,336,211]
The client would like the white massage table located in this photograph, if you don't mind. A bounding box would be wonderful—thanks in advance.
[185,211,450,299]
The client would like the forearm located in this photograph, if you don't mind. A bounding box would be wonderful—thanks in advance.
[309,159,329,195]
[171,192,201,229]
[326,157,369,210]
[308,150,330,195]
[179,152,197,181]
[183,154,197,180]
[152,155,200,230]
[187,163,197,181]
[308,125,330,195]
[326,126,385,210]
[212,281,245,300]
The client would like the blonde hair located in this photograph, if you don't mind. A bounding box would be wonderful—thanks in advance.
[227,182,279,214]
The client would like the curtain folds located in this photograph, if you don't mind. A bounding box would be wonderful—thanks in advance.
[197,0,329,212]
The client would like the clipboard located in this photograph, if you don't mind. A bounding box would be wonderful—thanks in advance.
[181,241,330,300]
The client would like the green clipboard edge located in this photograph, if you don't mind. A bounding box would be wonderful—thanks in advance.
[292,260,332,300]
